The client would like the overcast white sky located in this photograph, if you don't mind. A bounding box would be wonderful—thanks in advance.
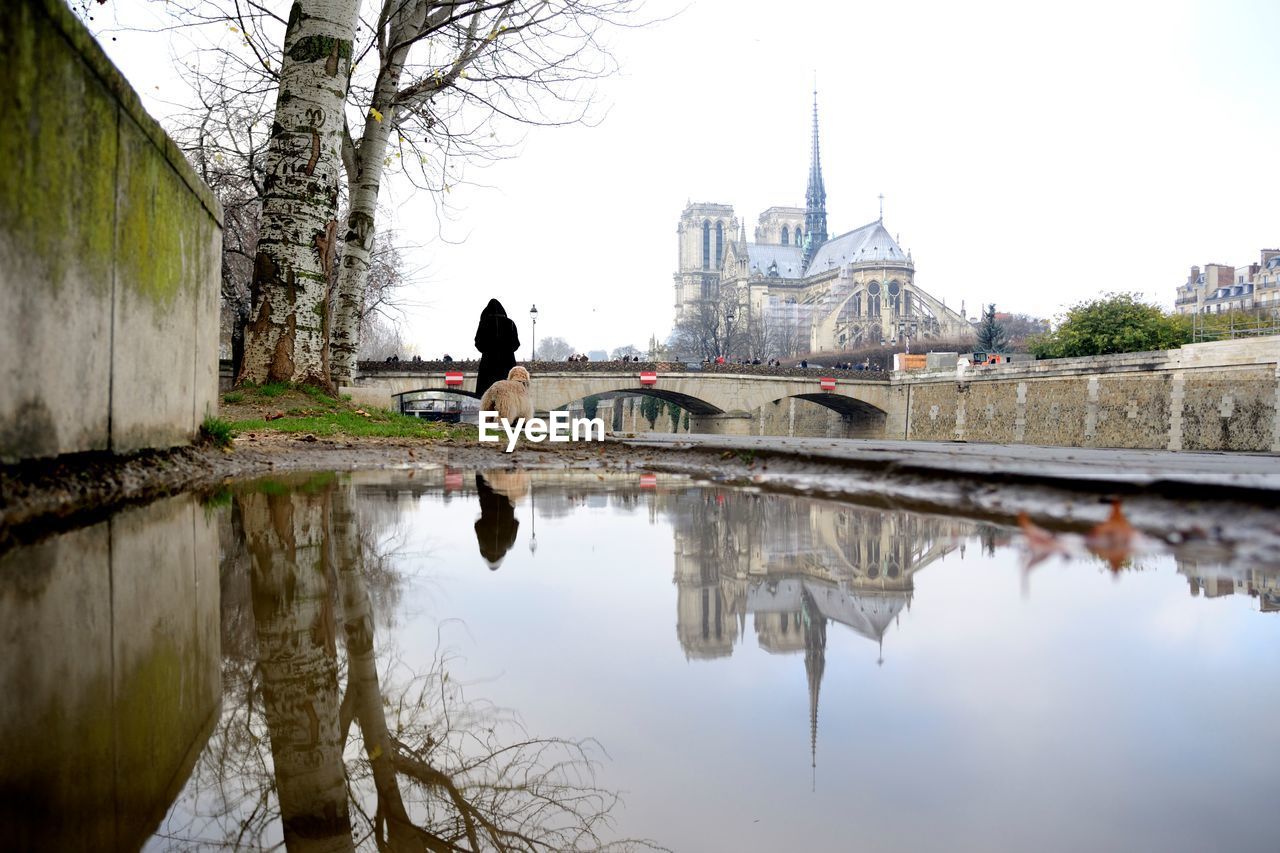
[93,0,1279,359]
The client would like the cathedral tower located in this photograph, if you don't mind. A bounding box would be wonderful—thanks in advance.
[801,90,829,271]
[673,202,735,316]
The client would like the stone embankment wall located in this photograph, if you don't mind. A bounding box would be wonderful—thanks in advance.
[899,338,1279,452]
[0,0,221,462]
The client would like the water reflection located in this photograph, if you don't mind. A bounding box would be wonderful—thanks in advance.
[1180,561,1280,611]
[3,469,1278,852]
[0,496,219,851]
[669,491,969,662]
[156,473,645,851]
[474,473,520,569]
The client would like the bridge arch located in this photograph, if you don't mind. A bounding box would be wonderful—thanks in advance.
[780,392,887,419]
[392,387,482,400]
[753,392,888,439]
[552,387,724,415]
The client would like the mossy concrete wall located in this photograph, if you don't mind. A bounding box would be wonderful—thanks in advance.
[899,338,1280,452]
[0,0,222,462]
[0,495,221,849]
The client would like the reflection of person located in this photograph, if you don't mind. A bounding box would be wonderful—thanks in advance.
[474,299,521,398]
[474,473,519,570]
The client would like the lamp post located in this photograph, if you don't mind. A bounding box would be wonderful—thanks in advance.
[529,304,538,361]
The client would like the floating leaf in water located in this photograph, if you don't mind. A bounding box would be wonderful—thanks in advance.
[1018,511,1067,569]
[1086,500,1137,573]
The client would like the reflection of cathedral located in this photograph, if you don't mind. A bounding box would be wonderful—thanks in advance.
[666,489,970,769]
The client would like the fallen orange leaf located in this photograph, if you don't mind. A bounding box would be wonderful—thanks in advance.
[1018,511,1067,569]
[1085,500,1137,573]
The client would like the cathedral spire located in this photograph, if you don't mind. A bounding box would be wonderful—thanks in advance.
[802,89,828,271]
[801,588,827,783]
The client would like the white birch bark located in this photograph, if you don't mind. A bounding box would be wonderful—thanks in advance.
[243,485,355,852]
[239,0,360,387]
[329,3,482,385]
[327,4,421,386]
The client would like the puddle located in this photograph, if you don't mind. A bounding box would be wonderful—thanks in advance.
[1,468,1277,851]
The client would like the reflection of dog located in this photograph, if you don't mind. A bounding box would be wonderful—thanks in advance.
[484,468,530,504]
[479,366,533,423]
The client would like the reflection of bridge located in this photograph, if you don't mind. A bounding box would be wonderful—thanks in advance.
[345,365,900,435]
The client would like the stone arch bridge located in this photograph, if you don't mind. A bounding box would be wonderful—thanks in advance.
[344,364,904,435]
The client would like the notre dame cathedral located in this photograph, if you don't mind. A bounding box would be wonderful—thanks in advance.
[673,93,973,356]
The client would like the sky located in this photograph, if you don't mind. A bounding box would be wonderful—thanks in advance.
[89,0,1280,359]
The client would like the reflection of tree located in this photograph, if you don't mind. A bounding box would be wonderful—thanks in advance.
[244,486,353,851]
[160,475,655,851]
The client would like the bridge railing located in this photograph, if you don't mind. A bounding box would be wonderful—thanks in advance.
[353,359,890,381]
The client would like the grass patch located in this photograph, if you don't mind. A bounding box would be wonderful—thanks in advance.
[222,391,244,404]
[301,384,339,406]
[229,409,473,440]
[200,415,234,448]
[258,381,291,398]
[201,487,233,509]
[223,381,474,442]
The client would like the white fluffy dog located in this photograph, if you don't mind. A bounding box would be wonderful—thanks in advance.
[479,365,533,424]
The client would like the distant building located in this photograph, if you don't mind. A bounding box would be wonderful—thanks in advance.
[673,92,972,356]
[1175,249,1280,315]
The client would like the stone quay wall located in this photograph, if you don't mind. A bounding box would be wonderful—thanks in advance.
[898,338,1280,452]
[0,0,222,462]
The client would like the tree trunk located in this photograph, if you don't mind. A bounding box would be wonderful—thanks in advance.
[242,484,354,853]
[239,0,359,388]
[329,7,426,387]
[333,492,425,851]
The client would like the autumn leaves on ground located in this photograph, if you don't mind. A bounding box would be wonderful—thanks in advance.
[212,383,475,445]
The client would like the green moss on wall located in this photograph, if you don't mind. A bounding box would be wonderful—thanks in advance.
[0,0,118,294]
[114,115,211,305]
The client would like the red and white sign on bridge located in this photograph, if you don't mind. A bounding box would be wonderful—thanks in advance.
[444,371,464,387]
[819,376,837,392]
[639,371,658,386]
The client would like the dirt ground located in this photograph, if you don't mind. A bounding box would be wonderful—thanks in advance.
[0,431,630,548]
[4,431,1280,570]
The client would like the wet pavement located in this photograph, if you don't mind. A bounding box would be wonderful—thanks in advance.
[618,434,1280,493]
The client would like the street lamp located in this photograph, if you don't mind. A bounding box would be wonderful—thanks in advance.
[529,304,538,361]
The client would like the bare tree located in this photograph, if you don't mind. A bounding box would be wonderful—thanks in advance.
[744,313,772,361]
[999,312,1050,351]
[610,344,641,360]
[328,0,641,384]
[537,335,575,361]
[359,315,409,360]
[99,0,642,388]
[165,58,273,377]
[669,286,745,361]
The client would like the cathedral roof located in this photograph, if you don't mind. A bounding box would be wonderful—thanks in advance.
[746,243,805,278]
[745,578,908,645]
[804,220,907,276]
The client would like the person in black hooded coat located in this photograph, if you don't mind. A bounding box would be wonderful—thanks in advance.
[474,298,521,397]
